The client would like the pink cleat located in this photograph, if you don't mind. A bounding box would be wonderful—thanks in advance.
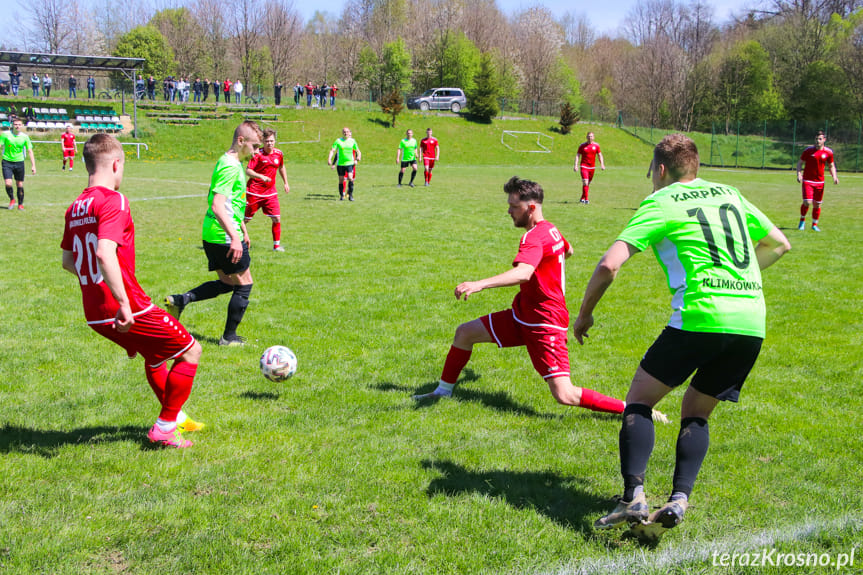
[148,424,193,448]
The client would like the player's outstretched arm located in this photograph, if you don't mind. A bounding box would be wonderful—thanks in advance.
[573,240,638,344]
[755,226,790,270]
[455,263,535,301]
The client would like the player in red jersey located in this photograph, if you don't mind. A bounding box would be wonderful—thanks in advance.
[413,176,656,418]
[573,131,605,203]
[60,125,76,172]
[796,131,838,232]
[245,129,290,251]
[61,134,204,449]
[419,128,440,186]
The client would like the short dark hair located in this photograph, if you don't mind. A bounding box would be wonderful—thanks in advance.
[816,130,825,138]
[262,128,276,139]
[504,176,544,204]
[83,133,123,174]
[653,134,699,181]
[233,120,263,145]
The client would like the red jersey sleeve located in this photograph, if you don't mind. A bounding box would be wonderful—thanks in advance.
[98,193,130,245]
[514,231,543,269]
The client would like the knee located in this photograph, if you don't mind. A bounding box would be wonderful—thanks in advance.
[271,216,280,223]
[184,340,203,363]
[453,321,482,347]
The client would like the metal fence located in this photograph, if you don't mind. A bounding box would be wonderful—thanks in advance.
[619,116,863,173]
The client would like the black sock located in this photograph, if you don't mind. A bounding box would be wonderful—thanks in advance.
[16,187,23,205]
[224,284,252,337]
[671,417,709,498]
[620,403,655,500]
[409,170,416,184]
[398,172,403,184]
[186,280,232,303]
[348,180,354,195]
[5,185,12,201]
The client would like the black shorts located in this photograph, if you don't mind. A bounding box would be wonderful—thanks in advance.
[2,160,25,182]
[640,326,763,402]
[336,165,355,178]
[400,160,417,169]
[203,240,251,275]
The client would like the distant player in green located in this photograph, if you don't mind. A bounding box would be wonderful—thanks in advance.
[1,118,37,210]
[397,129,418,187]
[328,127,361,201]
[166,121,263,346]
[574,134,791,540]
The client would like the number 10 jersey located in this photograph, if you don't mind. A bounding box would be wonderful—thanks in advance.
[617,178,775,338]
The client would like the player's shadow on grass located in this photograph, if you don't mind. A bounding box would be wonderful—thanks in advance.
[0,423,149,458]
[239,390,280,400]
[189,331,222,346]
[366,118,392,128]
[372,369,557,419]
[422,459,608,535]
[304,193,338,201]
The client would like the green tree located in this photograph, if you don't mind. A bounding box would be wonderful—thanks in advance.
[356,45,381,97]
[558,101,579,134]
[378,89,405,127]
[149,8,206,76]
[790,60,853,122]
[717,40,785,131]
[468,53,500,122]
[113,25,176,80]
[438,32,481,94]
[380,37,412,95]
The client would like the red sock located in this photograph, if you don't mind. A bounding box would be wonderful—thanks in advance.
[440,345,472,384]
[579,388,625,414]
[272,221,281,244]
[813,206,821,221]
[145,364,168,404]
[428,171,433,183]
[159,361,198,421]
[582,185,589,201]
[69,158,74,168]
[800,203,809,217]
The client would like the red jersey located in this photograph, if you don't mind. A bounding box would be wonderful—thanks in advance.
[61,132,76,151]
[246,148,284,197]
[420,137,439,159]
[61,186,153,325]
[577,142,601,169]
[800,146,834,183]
[511,220,571,329]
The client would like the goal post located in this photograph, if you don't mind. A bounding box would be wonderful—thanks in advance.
[501,131,554,153]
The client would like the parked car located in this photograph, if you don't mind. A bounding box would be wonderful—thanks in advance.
[407,88,467,113]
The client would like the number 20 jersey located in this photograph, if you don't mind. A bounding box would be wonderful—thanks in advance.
[61,186,153,324]
[617,178,775,338]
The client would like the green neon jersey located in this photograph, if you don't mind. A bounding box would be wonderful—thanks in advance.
[399,137,418,162]
[202,153,246,244]
[332,137,358,166]
[1,130,33,162]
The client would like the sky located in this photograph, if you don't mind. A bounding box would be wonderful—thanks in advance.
[0,0,758,49]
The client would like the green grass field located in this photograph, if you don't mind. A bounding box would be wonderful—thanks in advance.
[1,117,861,574]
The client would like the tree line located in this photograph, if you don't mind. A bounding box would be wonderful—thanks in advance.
[7,0,863,130]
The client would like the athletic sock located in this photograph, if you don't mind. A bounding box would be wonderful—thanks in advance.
[69,158,73,169]
[159,361,198,422]
[579,387,625,414]
[348,180,354,195]
[440,345,472,384]
[144,363,169,405]
[16,187,23,205]
[428,171,433,183]
[155,418,177,432]
[620,403,655,501]
[582,185,589,201]
[224,284,252,338]
[398,172,403,185]
[186,280,233,303]
[272,221,281,244]
[5,185,12,200]
[800,203,809,217]
[813,206,821,222]
[409,170,416,184]
[671,417,709,497]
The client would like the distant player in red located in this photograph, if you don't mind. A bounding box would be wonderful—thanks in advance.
[796,130,838,232]
[245,129,290,251]
[574,131,605,203]
[413,176,647,418]
[61,134,204,449]
[60,125,76,171]
[419,128,440,186]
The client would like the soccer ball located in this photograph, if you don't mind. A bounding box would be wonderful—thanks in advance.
[260,345,298,382]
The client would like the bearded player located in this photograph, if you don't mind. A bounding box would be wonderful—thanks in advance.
[573,131,605,204]
[796,130,838,231]
[245,129,290,251]
[61,134,204,449]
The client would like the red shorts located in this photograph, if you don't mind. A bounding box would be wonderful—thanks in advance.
[480,309,570,379]
[801,181,825,202]
[580,167,595,183]
[63,148,75,158]
[88,306,196,367]
[245,193,280,219]
[423,159,436,170]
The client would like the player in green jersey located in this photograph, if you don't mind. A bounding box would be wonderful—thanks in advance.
[573,134,791,540]
[1,118,37,210]
[165,121,263,347]
[327,127,361,201]
[397,129,418,187]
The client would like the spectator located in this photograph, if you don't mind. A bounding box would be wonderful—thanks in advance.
[43,73,53,97]
[305,81,314,106]
[330,84,337,107]
[183,78,191,102]
[87,76,96,99]
[31,73,40,97]
[202,78,210,102]
[213,79,221,103]
[9,69,21,97]
[233,79,243,104]
[274,81,282,106]
[68,74,78,98]
[223,78,232,104]
[176,78,186,102]
[321,84,329,108]
[294,83,302,106]
[147,76,156,100]
[135,75,145,99]
[167,77,176,102]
